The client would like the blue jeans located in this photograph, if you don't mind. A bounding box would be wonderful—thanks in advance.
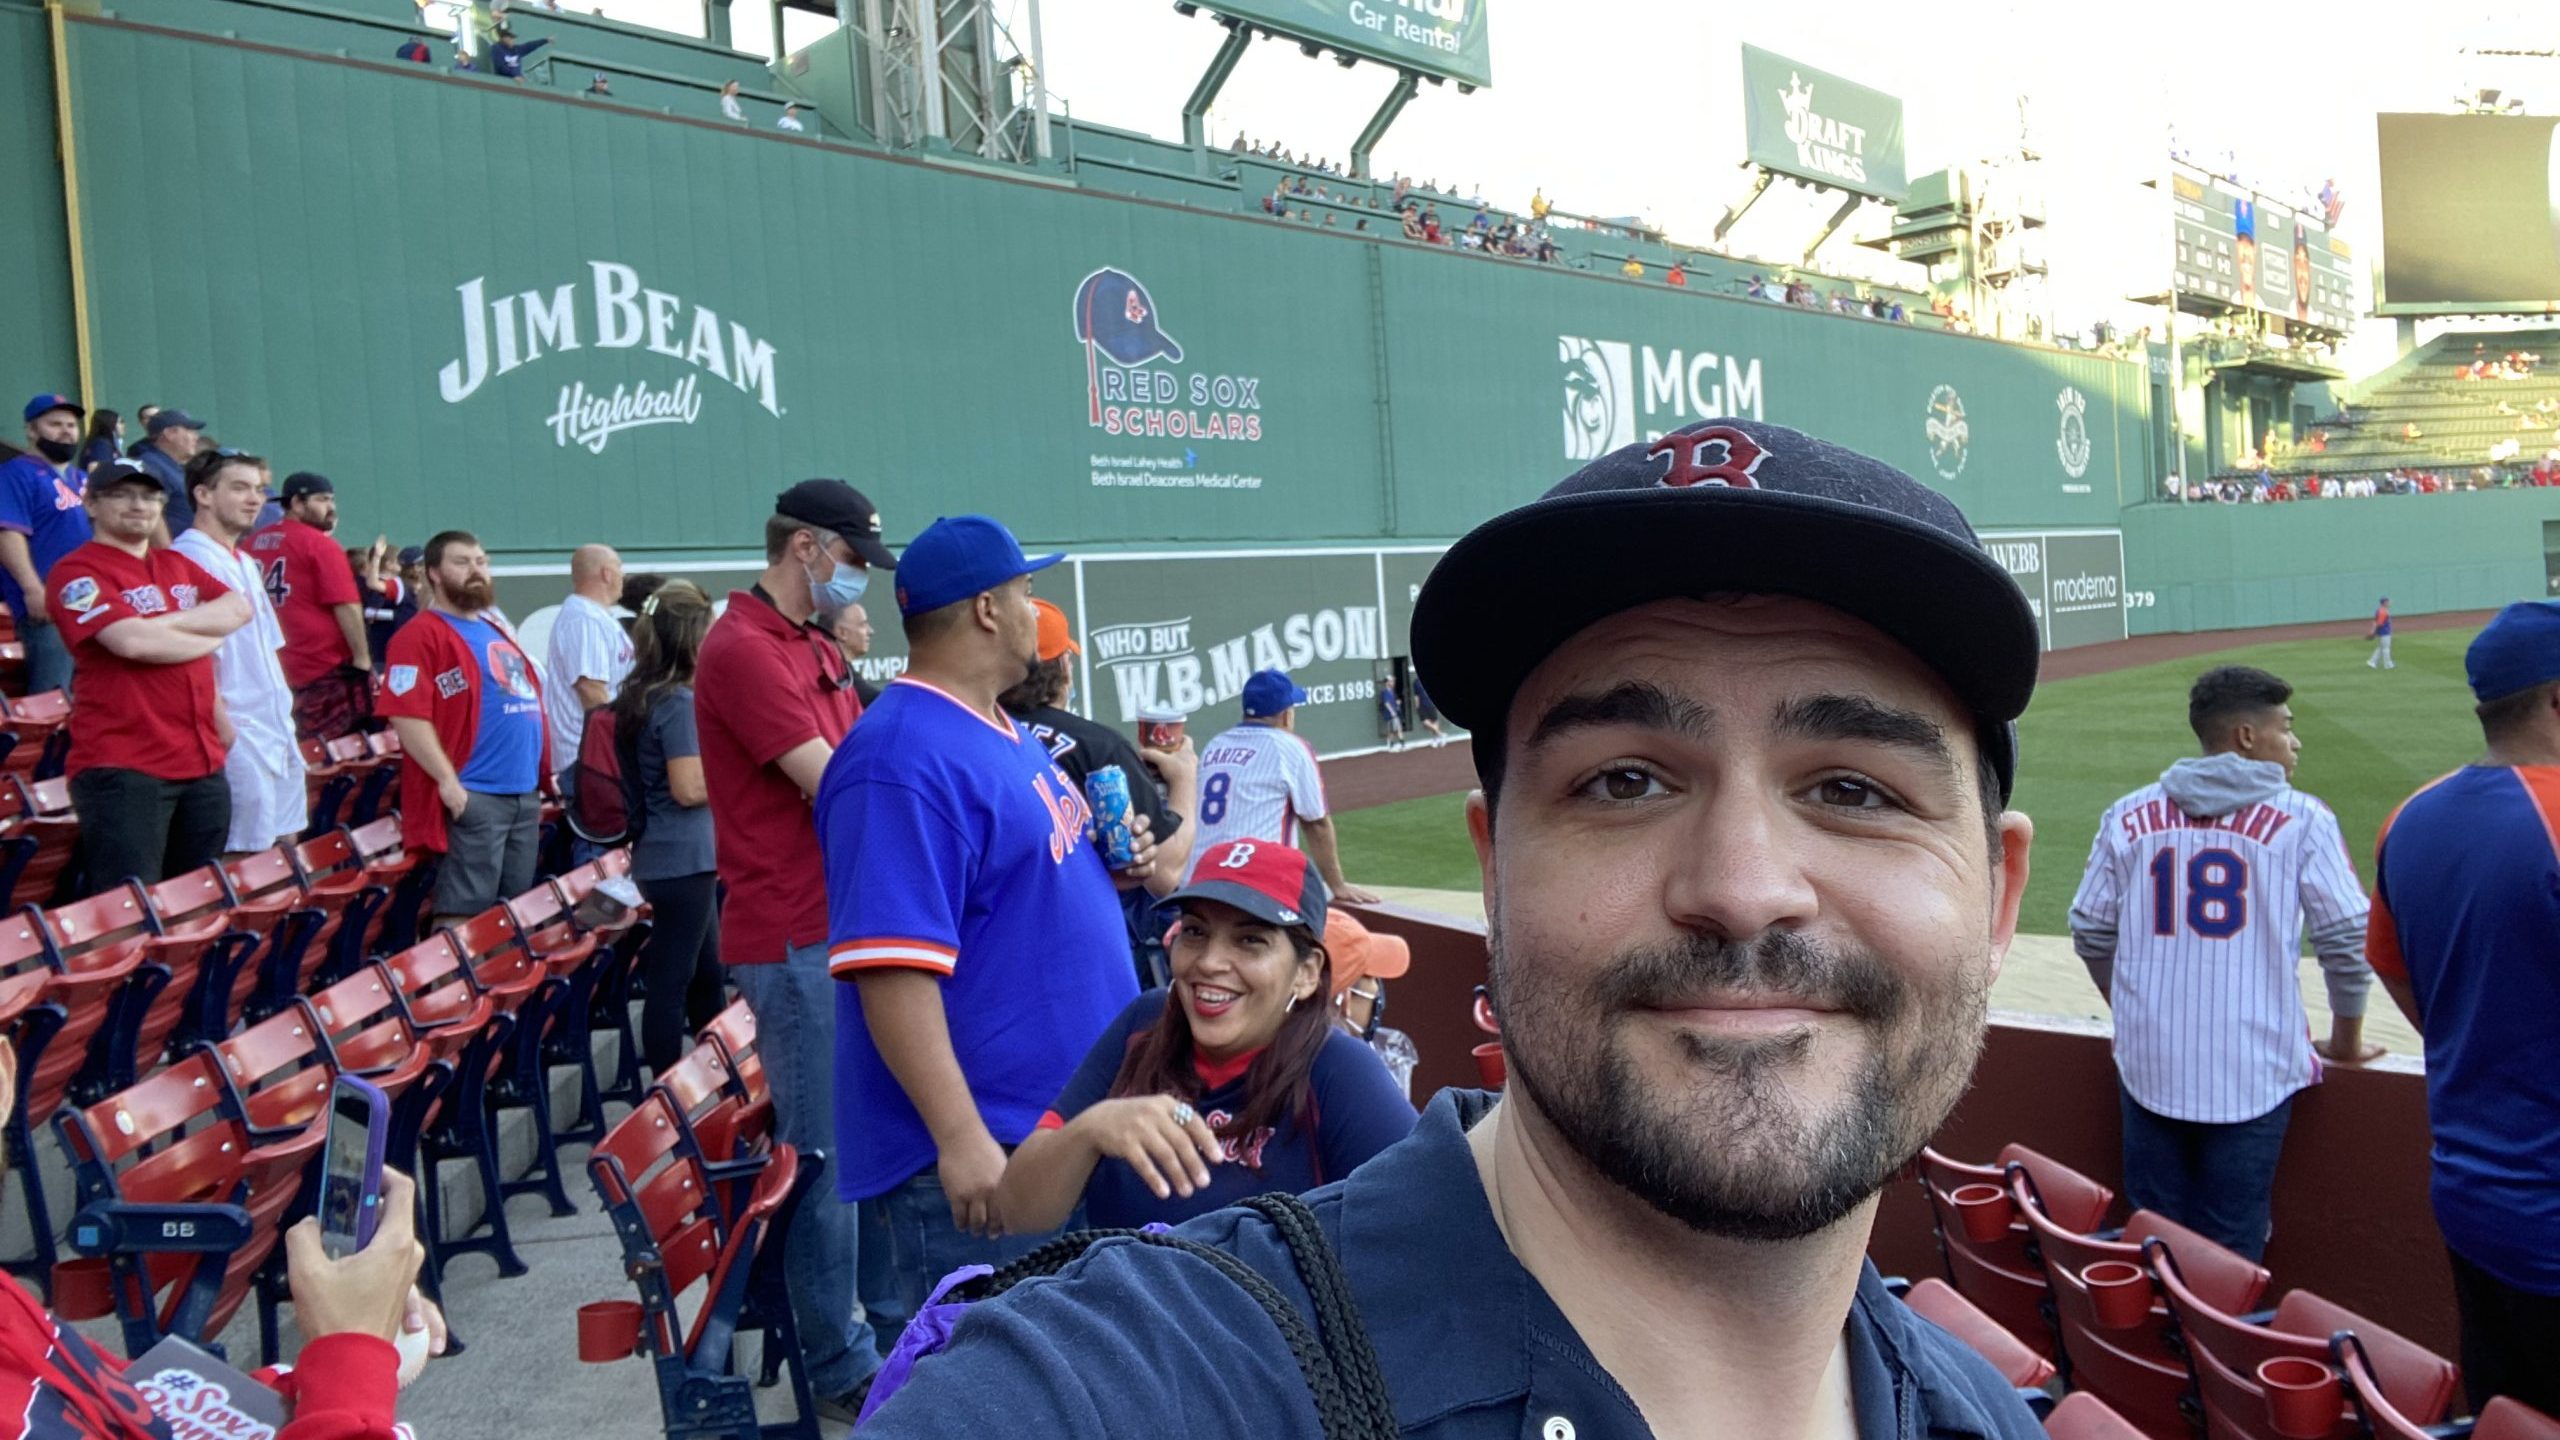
[2118,1089,2294,1262]
[20,616,69,697]
[730,940,880,1395]
[859,1168,1073,1356]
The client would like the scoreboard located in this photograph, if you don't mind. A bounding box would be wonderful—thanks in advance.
[2168,166,2355,330]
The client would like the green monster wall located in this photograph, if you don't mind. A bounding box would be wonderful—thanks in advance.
[44,14,2146,565]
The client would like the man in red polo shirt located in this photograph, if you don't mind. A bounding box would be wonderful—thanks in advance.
[247,472,372,740]
[694,478,893,1416]
[47,462,251,890]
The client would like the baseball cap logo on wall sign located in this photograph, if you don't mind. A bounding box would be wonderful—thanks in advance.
[1072,267,1265,443]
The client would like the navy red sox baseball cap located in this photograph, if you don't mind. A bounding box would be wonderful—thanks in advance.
[21,394,80,425]
[1410,417,2040,800]
[894,514,1063,618]
[1073,268,1184,366]
[1168,839,1330,934]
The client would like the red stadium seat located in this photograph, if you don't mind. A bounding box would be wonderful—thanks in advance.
[2043,1392,2149,1440]
[2155,1258,2458,1440]
[210,1002,342,1358]
[2012,1173,2270,1438]
[1915,1143,2113,1362]
[220,847,325,1028]
[41,883,161,1108]
[287,829,391,990]
[2336,1331,2560,1440]
[131,866,253,1084]
[3,899,145,1289]
[1,775,81,908]
[1902,1277,2057,1390]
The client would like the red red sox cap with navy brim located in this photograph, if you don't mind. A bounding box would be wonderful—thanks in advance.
[1409,417,2040,800]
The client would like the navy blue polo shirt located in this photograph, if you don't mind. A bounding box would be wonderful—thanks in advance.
[861,1089,2045,1438]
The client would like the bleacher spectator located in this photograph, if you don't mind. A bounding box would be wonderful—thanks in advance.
[994,837,1415,1231]
[1397,206,1422,241]
[693,479,891,1417]
[250,473,375,741]
[584,70,611,96]
[1620,256,1644,279]
[542,543,634,784]
[487,25,547,81]
[1182,669,1375,902]
[0,1046,431,1434]
[1529,186,1550,219]
[135,406,203,541]
[778,102,807,133]
[381,529,548,932]
[75,408,121,471]
[0,393,92,695]
[1421,208,1442,243]
[396,35,432,63]
[2370,603,2560,1415]
[123,404,157,458]
[815,513,1153,1346]
[175,450,308,856]
[1666,261,1686,287]
[719,78,744,122]
[607,580,727,1075]
[356,539,417,668]
[50,462,251,890]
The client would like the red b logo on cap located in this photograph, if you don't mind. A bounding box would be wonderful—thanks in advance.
[1650,426,1766,489]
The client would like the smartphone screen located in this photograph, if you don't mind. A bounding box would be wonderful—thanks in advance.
[317,1084,381,1260]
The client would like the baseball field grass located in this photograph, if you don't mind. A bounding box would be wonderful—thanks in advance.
[1332,625,2490,935]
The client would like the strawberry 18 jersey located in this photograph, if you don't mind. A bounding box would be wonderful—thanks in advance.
[2069,780,2370,1123]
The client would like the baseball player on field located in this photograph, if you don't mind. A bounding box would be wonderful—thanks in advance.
[2069,664,2382,1260]
[1185,668,1377,902]
[2367,595,2395,670]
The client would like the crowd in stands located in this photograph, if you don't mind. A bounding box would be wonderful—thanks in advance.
[2169,462,2560,503]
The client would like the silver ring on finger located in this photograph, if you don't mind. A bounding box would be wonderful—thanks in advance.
[1170,1101,1197,1127]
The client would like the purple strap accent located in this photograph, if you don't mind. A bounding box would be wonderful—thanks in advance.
[1140,1222,1173,1236]
[856,1264,995,1424]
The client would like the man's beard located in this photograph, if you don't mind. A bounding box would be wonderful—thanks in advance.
[448,578,497,611]
[1491,923,1987,1242]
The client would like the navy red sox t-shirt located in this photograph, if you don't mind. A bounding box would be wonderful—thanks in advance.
[1037,987,1416,1228]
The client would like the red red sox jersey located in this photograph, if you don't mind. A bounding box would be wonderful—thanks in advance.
[1181,722,1327,884]
[2068,758,2372,1123]
[45,542,230,782]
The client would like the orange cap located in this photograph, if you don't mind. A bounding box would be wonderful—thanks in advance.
[1323,908,1411,999]
[1032,598,1081,661]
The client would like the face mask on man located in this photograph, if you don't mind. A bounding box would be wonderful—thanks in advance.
[806,547,869,610]
[32,438,75,465]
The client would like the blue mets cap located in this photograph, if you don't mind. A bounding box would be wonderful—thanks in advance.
[22,394,80,425]
[894,514,1063,618]
[1072,268,1184,367]
[1410,417,2040,801]
[1241,668,1308,719]
[2466,601,2560,702]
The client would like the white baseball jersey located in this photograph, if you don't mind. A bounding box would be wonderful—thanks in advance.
[543,592,634,773]
[2069,765,2371,1124]
[1182,722,1328,883]
[173,528,309,851]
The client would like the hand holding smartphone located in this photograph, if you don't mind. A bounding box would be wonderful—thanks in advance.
[316,1075,390,1260]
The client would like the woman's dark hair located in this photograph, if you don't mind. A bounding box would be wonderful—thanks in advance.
[1106,920,1333,1163]
[610,579,713,743]
[80,409,119,450]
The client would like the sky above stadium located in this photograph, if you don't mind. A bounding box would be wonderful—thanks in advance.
[586,0,2551,362]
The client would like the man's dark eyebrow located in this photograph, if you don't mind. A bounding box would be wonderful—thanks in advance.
[1525,682,1715,751]
[1772,693,1957,777]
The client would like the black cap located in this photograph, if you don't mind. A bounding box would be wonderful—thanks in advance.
[280,472,334,503]
[1410,418,2039,800]
[776,479,896,569]
[144,408,205,435]
[86,460,163,496]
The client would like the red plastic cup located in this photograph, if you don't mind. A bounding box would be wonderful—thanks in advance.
[50,1258,113,1321]
[1138,717,1186,749]
[577,1299,643,1362]
[2081,1260,2153,1330]
[1471,1041,1506,1089]
[2258,1356,2343,1438]
[1948,1183,2014,1243]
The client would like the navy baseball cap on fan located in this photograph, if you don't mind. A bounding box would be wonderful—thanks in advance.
[1241,668,1307,719]
[21,394,80,425]
[1167,839,1330,934]
[279,472,334,503]
[893,514,1063,617]
[1073,268,1184,366]
[2465,601,2560,701]
[145,409,205,436]
[776,478,897,570]
[397,545,425,567]
[86,461,161,496]
[1409,417,2041,800]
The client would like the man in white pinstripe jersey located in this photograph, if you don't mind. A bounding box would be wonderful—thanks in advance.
[2069,665,2384,1261]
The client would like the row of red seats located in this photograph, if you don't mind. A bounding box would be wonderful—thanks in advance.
[1915,1144,2559,1439]
[3,817,649,1365]
[580,1000,831,1437]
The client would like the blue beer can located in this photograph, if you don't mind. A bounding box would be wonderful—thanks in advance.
[1086,765,1139,867]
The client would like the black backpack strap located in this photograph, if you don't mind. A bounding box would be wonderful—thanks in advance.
[935,1210,1398,1440]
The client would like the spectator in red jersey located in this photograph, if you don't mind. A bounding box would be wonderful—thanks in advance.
[0,1036,434,1436]
[46,463,251,890]
[1666,262,1687,287]
[248,473,374,740]
[692,479,894,1417]
[379,530,550,932]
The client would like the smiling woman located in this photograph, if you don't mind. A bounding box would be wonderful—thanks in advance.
[994,839,1417,1231]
